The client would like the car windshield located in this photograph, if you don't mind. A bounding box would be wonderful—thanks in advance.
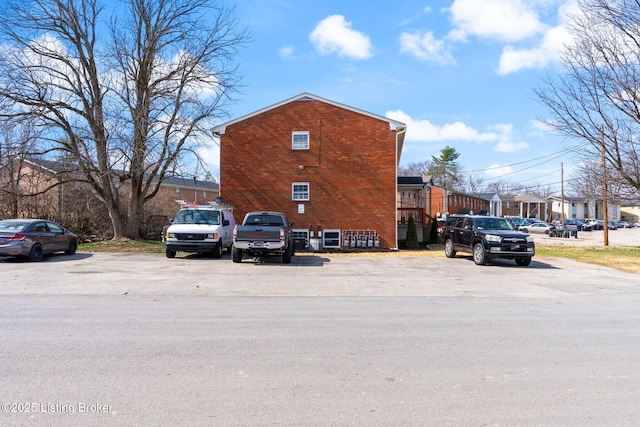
[173,209,220,225]
[474,218,514,231]
[0,220,29,231]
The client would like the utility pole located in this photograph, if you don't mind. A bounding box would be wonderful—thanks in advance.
[561,163,565,228]
[601,125,609,247]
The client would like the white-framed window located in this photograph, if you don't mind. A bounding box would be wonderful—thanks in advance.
[323,230,341,248]
[292,131,309,150]
[292,182,309,201]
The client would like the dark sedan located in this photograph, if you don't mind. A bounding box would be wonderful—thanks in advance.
[0,219,78,262]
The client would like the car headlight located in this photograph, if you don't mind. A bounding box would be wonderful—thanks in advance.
[526,236,534,243]
[485,234,501,243]
[167,232,175,238]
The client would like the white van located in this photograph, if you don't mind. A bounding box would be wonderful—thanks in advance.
[165,206,236,258]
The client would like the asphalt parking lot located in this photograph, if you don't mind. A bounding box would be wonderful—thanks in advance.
[1,237,638,298]
[532,226,640,247]
[2,239,640,426]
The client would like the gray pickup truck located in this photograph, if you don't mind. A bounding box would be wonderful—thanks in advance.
[232,211,295,263]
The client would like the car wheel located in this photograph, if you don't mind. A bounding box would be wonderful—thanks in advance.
[515,258,532,266]
[521,228,528,233]
[165,248,176,258]
[472,243,487,265]
[444,239,456,258]
[28,244,44,262]
[212,243,222,259]
[232,246,243,263]
[65,239,78,255]
[282,245,292,264]
[545,229,550,235]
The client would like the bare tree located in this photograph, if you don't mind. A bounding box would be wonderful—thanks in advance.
[483,179,524,195]
[0,0,249,239]
[398,160,432,177]
[0,121,43,218]
[569,159,637,202]
[462,173,485,193]
[535,0,640,197]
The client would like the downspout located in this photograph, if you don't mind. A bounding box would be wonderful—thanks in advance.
[394,126,406,251]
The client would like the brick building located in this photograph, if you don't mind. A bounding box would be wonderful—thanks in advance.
[427,186,491,219]
[0,157,219,238]
[213,93,407,250]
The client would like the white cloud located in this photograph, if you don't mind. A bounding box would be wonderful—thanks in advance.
[484,163,514,177]
[310,15,373,60]
[198,143,220,176]
[399,31,455,65]
[530,119,554,133]
[448,0,547,42]
[496,0,580,74]
[387,110,499,142]
[279,45,294,60]
[494,141,530,153]
[497,25,570,74]
[388,111,530,158]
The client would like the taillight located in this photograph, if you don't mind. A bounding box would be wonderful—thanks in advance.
[6,233,26,241]
[279,227,285,240]
[232,225,237,239]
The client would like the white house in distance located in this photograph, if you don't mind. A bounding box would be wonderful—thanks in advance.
[548,196,621,222]
[476,192,502,216]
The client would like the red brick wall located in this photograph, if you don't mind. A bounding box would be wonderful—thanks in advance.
[427,187,490,219]
[219,99,399,248]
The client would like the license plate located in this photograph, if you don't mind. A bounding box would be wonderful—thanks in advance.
[252,241,263,247]
[511,245,520,250]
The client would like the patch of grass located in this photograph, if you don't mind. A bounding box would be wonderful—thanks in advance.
[80,239,165,253]
[536,244,640,274]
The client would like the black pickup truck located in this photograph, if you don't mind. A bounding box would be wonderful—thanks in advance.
[232,211,295,263]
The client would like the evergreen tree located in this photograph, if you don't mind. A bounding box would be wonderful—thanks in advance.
[429,218,440,244]
[405,214,419,249]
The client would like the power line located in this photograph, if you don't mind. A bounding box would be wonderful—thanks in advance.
[463,142,590,175]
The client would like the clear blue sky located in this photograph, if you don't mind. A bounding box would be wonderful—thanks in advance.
[206,0,582,193]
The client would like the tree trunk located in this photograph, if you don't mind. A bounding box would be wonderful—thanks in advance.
[106,202,126,240]
[124,196,141,240]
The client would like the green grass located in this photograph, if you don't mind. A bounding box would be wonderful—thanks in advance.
[536,244,640,274]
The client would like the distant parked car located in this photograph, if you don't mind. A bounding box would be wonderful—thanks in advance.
[563,219,591,231]
[607,221,618,230]
[616,221,633,228]
[586,219,604,230]
[506,217,528,230]
[575,219,592,231]
[0,219,78,262]
[520,222,556,235]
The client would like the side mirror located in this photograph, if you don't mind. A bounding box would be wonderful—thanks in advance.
[289,222,295,227]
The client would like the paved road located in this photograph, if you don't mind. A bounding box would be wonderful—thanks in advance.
[1,252,639,426]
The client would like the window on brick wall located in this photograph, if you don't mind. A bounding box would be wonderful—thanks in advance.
[292,131,309,150]
[292,182,309,200]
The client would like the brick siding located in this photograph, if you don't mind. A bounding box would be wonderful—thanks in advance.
[219,98,399,248]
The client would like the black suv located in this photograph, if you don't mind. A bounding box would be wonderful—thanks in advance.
[442,215,535,266]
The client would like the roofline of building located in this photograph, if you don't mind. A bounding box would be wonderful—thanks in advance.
[211,92,407,135]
